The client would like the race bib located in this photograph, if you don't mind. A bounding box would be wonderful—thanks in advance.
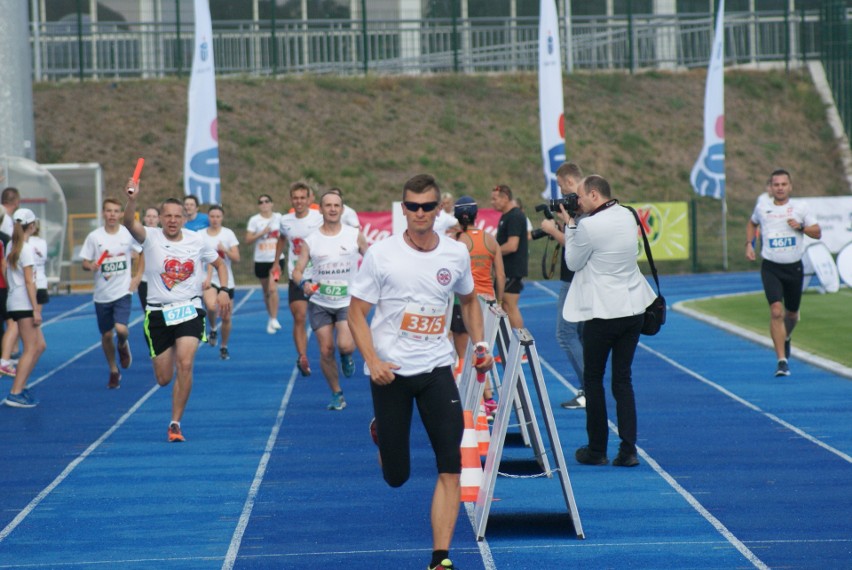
[399,303,446,341]
[317,280,348,299]
[767,232,797,250]
[101,257,128,281]
[162,300,198,326]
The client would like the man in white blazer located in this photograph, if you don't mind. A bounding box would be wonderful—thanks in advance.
[561,175,657,468]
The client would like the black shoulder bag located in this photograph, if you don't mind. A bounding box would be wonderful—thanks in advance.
[625,206,666,336]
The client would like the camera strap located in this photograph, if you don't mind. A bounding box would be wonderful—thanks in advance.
[624,206,661,296]
[541,238,560,280]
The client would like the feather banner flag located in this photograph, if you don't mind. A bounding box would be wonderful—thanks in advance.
[690,0,726,200]
[539,0,566,200]
[184,0,221,205]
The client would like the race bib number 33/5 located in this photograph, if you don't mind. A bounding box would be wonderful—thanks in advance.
[399,303,446,341]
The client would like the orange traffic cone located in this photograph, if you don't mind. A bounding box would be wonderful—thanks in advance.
[476,403,490,458]
[460,410,482,503]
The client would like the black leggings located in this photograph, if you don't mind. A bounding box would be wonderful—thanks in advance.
[370,366,464,488]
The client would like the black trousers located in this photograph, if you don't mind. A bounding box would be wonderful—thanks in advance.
[582,314,644,455]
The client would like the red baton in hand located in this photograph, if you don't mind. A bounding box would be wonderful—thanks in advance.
[95,250,109,269]
[128,158,145,194]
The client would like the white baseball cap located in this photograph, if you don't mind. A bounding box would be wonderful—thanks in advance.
[13,208,37,225]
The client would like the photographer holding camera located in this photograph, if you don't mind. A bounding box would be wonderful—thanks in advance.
[560,174,657,468]
[538,163,587,410]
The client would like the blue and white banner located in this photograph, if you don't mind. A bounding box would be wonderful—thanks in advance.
[690,0,725,200]
[184,0,220,205]
[538,0,566,200]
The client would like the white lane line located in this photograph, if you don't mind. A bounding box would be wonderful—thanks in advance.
[639,343,852,464]
[464,502,497,570]
[0,383,161,543]
[42,300,94,325]
[222,321,309,570]
[674,300,852,380]
[28,313,145,389]
[537,356,769,570]
[1,290,258,544]
[221,370,298,570]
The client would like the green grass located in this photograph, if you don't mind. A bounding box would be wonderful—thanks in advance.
[682,289,852,368]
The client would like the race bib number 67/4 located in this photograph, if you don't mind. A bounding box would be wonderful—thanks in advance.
[398,303,446,341]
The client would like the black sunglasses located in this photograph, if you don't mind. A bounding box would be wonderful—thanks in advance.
[403,201,440,212]
[258,199,271,204]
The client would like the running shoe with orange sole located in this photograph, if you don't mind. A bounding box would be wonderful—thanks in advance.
[168,423,185,442]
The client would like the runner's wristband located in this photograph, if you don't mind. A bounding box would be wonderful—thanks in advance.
[474,341,489,351]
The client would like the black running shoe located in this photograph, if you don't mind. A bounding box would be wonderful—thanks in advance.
[775,360,791,377]
[575,446,608,465]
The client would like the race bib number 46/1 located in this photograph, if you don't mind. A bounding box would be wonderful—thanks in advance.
[162,301,198,326]
[399,303,446,342]
[767,233,796,249]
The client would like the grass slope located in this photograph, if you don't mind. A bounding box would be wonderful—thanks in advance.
[34,70,850,279]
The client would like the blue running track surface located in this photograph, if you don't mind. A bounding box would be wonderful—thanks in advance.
[0,273,849,569]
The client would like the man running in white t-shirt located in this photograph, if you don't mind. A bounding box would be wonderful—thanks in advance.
[291,191,367,411]
[274,182,322,376]
[123,181,232,443]
[348,174,493,570]
[81,198,143,389]
[746,169,821,377]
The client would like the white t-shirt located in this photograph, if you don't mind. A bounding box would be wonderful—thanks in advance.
[751,198,817,264]
[341,205,360,229]
[349,233,474,376]
[280,209,323,278]
[140,228,218,308]
[0,211,13,238]
[6,241,35,312]
[247,212,282,263]
[80,226,143,304]
[29,236,48,290]
[433,210,459,235]
[201,226,239,288]
[304,225,361,309]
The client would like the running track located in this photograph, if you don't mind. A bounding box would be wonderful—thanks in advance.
[0,272,849,569]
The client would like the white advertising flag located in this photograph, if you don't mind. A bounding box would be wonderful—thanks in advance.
[184,0,220,205]
[539,0,566,200]
[690,0,725,200]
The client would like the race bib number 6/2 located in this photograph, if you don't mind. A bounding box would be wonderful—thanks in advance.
[399,303,446,342]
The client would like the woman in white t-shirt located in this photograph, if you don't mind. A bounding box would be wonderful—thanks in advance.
[202,205,240,360]
[29,222,49,308]
[2,209,47,408]
[245,194,283,334]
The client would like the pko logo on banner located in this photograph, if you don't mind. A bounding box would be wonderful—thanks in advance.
[546,142,566,199]
[188,147,221,205]
[691,142,725,200]
[200,38,209,62]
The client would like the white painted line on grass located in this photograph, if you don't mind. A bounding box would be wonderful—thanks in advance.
[673,300,852,380]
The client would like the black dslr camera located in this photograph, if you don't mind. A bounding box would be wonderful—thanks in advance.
[531,192,580,240]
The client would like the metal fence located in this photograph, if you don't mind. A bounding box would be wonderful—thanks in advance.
[31,10,828,82]
[821,1,852,143]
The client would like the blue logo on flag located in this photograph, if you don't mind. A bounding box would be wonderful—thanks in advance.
[547,33,554,55]
[200,40,209,62]
[692,142,725,199]
[546,142,566,199]
[188,147,220,204]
